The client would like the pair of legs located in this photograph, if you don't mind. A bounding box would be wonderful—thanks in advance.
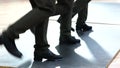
[31,0,80,61]
[54,0,80,44]
[29,0,63,61]
[0,0,79,61]
[72,0,92,31]
[0,0,62,61]
[30,0,80,51]
[58,0,92,32]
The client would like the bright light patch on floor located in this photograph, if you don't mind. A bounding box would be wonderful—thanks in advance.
[74,41,95,61]
[56,66,60,68]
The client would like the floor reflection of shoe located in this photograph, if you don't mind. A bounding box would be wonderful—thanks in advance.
[34,49,63,61]
[59,36,80,45]
[76,24,92,32]
[0,34,23,58]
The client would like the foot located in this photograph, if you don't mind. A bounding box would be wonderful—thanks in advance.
[59,36,80,45]
[34,49,63,61]
[76,24,92,32]
[0,34,22,58]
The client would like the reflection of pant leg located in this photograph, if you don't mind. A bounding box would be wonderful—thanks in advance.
[4,8,52,40]
[33,19,49,50]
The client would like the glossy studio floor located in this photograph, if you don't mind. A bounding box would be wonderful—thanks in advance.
[0,0,120,68]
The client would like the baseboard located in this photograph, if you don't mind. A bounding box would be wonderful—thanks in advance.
[106,49,120,68]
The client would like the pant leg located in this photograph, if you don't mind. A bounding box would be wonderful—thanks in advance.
[76,4,88,26]
[31,19,49,49]
[29,0,51,49]
[31,0,73,49]
[30,0,74,49]
[29,0,37,8]
[4,0,55,40]
[72,0,90,17]
[57,0,74,37]
[72,0,90,27]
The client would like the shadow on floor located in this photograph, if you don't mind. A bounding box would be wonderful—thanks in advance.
[77,30,112,67]
[18,31,112,68]
[31,44,95,68]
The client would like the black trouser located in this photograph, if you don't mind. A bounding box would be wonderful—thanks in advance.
[56,0,74,37]
[30,19,49,49]
[30,0,74,49]
[72,0,91,27]
[29,0,50,49]
[3,0,56,50]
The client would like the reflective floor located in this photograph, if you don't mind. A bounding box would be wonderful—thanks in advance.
[0,1,120,68]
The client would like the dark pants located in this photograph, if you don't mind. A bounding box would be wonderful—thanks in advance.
[32,0,74,49]
[72,0,91,27]
[29,0,50,49]
[3,0,56,50]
